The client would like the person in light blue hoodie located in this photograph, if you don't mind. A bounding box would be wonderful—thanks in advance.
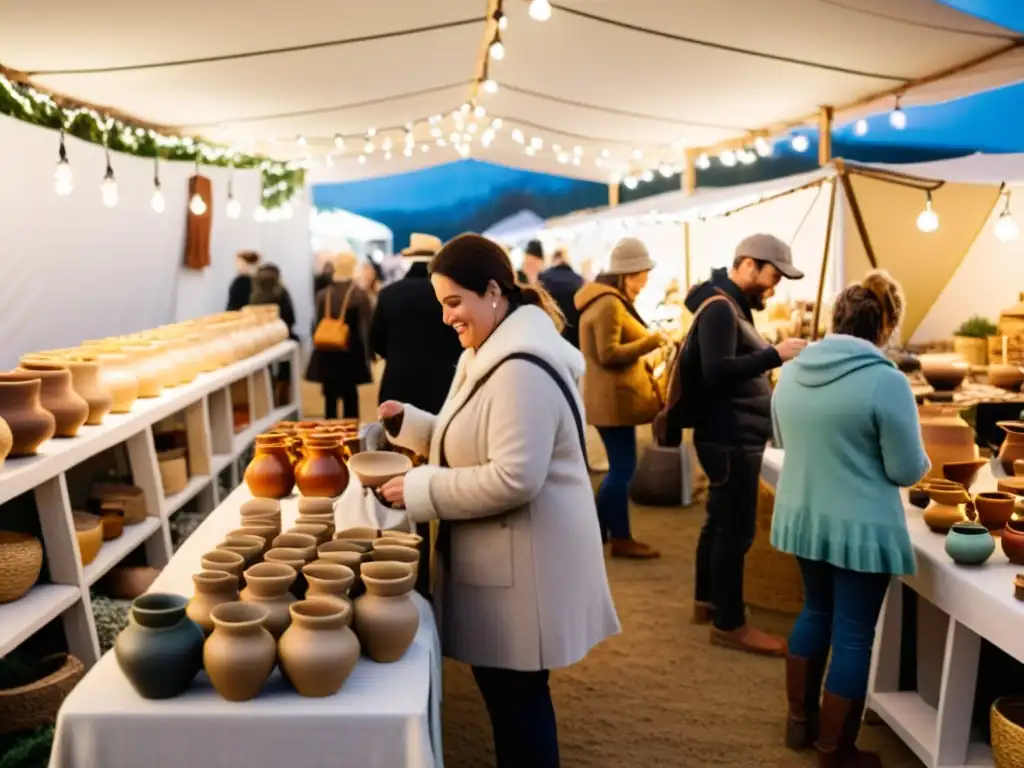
[771,270,929,768]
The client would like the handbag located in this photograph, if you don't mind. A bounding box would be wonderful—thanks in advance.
[312,284,355,351]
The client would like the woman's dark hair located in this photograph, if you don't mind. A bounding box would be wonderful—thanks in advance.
[831,269,904,346]
[594,272,627,295]
[430,233,564,330]
[237,250,260,265]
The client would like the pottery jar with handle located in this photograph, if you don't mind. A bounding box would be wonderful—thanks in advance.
[114,593,204,699]
[998,421,1024,475]
[239,561,297,638]
[0,377,56,456]
[353,561,420,662]
[278,598,361,697]
[9,365,88,438]
[204,602,277,702]
[186,570,239,635]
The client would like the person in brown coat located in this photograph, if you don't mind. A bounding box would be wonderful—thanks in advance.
[575,237,669,558]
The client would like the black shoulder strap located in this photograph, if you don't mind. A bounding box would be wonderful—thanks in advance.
[439,352,588,468]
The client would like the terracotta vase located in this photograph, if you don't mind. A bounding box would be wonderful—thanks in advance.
[295,440,349,498]
[278,598,360,697]
[271,533,318,563]
[919,411,978,480]
[244,442,295,499]
[922,484,970,533]
[1002,520,1024,565]
[0,378,56,456]
[240,561,297,638]
[92,352,139,413]
[0,416,11,470]
[303,561,355,611]
[60,358,113,425]
[998,422,1024,474]
[353,561,420,662]
[186,570,239,635]
[10,365,88,437]
[204,602,276,702]
[200,549,246,583]
[289,522,331,545]
[973,491,1016,532]
[114,593,204,699]
[941,459,988,491]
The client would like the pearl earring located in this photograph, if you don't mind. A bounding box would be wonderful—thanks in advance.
[492,300,498,309]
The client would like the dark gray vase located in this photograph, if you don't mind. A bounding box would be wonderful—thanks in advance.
[115,593,204,699]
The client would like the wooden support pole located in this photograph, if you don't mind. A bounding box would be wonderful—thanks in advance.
[683,148,698,194]
[608,183,619,208]
[811,178,840,340]
[818,106,834,167]
[836,159,878,269]
[683,221,692,290]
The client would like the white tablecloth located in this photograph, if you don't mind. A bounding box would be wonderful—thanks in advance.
[50,484,443,768]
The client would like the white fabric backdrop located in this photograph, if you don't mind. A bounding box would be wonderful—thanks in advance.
[0,115,313,369]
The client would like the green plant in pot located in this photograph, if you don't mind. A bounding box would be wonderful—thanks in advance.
[953,315,997,366]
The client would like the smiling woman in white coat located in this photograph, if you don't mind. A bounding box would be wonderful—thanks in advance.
[378,232,620,768]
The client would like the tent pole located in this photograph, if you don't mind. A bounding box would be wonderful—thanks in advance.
[811,178,839,340]
[608,183,620,208]
[684,148,698,194]
[818,106,834,166]
[836,159,878,269]
[684,221,692,290]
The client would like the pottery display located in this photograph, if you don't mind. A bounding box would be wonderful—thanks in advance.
[303,562,355,610]
[0,378,56,456]
[941,459,988,490]
[347,451,413,488]
[289,522,331,545]
[919,410,978,480]
[370,542,420,575]
[974,491,1016,532]
[204,602,276,702]
[217,534,265,567]
[73,512,103,565]
[270,532,318,563]
[998,421,1024,474]
[186,570,239,635]
[297,497,335,516]
[100,565,159,600]
[114,593,204,699]
[278,598,361,697]
[1002,520,1024,565]
[90,352,139,413]
[200,549,246,583]
[240,498,282,529]
[8,365,88,437]
[919,356,969,392]
[922,484,970,533]
[60,357,114,425]
[989,364,1024,391]
[945,518,995,566]
[353,561,419,662]
[295,439,349,498]
[240,561,297,638]
[0,531,43,603]
[335,527,378,551]
[244,441,295,499]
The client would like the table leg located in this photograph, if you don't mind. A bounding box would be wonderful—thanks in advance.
[869,576,903,696]
[934,619,981,766]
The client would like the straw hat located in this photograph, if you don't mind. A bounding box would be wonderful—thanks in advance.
[401,233,443,257]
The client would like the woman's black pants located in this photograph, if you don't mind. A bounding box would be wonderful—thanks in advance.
[321,381,359,419]
[472,665,560,767]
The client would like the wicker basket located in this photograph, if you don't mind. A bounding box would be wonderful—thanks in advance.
[90,483,147,525]
[0,531,43,604]
[158,448,188,495]
[743,480,805,615]
[992,696,1024,767]
[0,653,85,734]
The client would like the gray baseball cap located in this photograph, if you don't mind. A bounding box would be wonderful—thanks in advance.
[735,233,804,280]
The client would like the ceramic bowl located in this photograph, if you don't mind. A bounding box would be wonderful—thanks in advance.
[942,459,989,490]
[974,491,1016,532]
[920,358,969,392]
[346,451,412,488]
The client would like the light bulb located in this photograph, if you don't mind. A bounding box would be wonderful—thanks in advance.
[150,187,165,213]
[489,38,505,60]
[739,149,757,165]
[609,171,622,184]
[364,140,374,153]
[54,159,73,196]
[557,152,569,164]
[601,148,610,158]
[791,134,810,153]
[659,164,674,178]
[382,137,393,151]
[226,197,241,219]
[641,170,654,183]
[421,144,430,153]
[297,135,307,147]
[719,150,737,167]
[624,176,639,190]
[358,155,367,165]
[334,134,345,149]
[996,211,1019,243]
[101,174,118,208]
[531,137,543,149]
[754,137,773,157]
[483,79,498,94]
[529,0,552,21]
[890,107,907,130]
[492,118,503,130]
[367,127,377,137]
[189,193,207,216]
[573,145,583,156]
[497,11,508,30]
[526,146,537,157]
[854,119,868,137]
[436,138,446,147]
[254,205,268,222]
[458,144,471,157]
[512,129,525,144]
[696,153,711,170]
[474,105,487,119]
[916,198,939,233]
[384,151,392,161]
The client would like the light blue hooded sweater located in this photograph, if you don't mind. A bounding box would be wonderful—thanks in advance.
[770,335,930,575]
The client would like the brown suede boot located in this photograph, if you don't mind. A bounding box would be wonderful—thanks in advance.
[691,601,714,625]
[710,625,786,656]
[816,691,882,767]
[786,654,827,749]
[610,538,660,559]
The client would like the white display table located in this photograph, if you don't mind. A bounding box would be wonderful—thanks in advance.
[49,483,443,768]
[762,448,1022,768]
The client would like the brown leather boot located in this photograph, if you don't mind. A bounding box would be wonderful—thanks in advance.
[816,691,882,767]
[786,654,827,749]
[610,538,660,559]
[691,601,714,625]
[710,625,786,656]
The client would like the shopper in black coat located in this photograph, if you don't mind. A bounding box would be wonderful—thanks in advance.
[227,251,260,311]
[539,247,585,349]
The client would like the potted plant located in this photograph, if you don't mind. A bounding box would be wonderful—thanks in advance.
[953,315,996,366]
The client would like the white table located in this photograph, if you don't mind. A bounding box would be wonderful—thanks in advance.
[763,448,1023,768]
[50,484,443,768]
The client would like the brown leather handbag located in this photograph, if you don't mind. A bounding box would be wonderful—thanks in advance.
[313,283,355,351]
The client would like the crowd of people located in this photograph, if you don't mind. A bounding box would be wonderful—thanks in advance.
[229,231,924,768]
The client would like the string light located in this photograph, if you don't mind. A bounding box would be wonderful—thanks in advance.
[494,5,508,31]
[100,147,118,208]
[531,136,543,149]
[718,150,737,167]
[754,137,773,157]
[150,156,165,213]
[297,135,306,147]
[492,118,503,130]
[791,134,810,153]
[624,176,639,190]
[474,104,487,119]
[189,192,207,216]
[512,129,525,144]
[890,97,907,130]
[695,153,711,170]
[54,129,73,196]
[529,0,552,21]
[489,29,505,60]
[483,79,498,94]
[334,133,345,149]
[854,119,868,137]
[996,190,1019,243]
[916,191,938,233]
[659,164,674,178]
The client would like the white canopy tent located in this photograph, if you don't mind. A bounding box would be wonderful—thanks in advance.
[310,208,394,263]
[482,208,545,245]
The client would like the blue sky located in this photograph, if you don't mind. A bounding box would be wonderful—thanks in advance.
[938,0,1024,30]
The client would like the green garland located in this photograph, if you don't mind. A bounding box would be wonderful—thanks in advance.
[0,72,303,211]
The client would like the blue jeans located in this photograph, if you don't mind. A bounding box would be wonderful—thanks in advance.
[596,426,636,540]
[789,558,891,700]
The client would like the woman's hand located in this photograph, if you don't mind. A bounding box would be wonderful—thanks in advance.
[379,475,406,508]
[379,401,403,420]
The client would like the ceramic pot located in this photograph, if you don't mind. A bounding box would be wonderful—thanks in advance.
[919,357,968,392]
[941,459,989,491]
[316,542,365,596]
[353,561,419,662]
[297,497,335,516]
[919,412,977,480]
[347,451,412,488]
[999,422,1024,474]
[295,441,349,498]
[263,548,309,598]
[945,521,995,565]
[217,534,265,567]
[292,521,333,543]
[73,512,103,565]
[114,593,204,699]
[91,352,139,413]
[101,565,159,600]
[270,533,318,563]
[278,598,360,697]
[923,483,970,533]
[974,491,1016,532]
[200,549,246,583]
[0,378,55,456]
[61,358,114,425]
[186,570,239,635]
[303,561,355,611]
[204,602,276,702]
[9,365,88,437]
[989,364,1024,391]
[240,561,297,638]
[335,527,378,552]
[1002,520,1024,565]
[100,505,124,540]
[0,416,11,469]
[116,344,164,398]
[239,498,282,529]
[228,524,277,555]
[908,485,930,509]
[244,442,295,499]
[370,542,420,577]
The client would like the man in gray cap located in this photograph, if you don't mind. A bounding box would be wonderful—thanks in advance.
[667,233,807,656]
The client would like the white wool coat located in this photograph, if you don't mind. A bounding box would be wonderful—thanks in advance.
[391,305,620,671]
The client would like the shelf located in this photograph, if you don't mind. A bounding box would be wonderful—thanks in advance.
[231,403,300,455]
[161,475,211,518]
[82,517,162,587]
[211,454,233,476]
[870,692,936,766]
[0,584,81,657]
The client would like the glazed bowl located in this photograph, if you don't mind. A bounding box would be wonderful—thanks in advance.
[920,357,969,392]
[346,451,412,488]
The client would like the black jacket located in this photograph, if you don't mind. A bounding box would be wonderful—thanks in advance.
[680,268,781,447]
[539,264,585,349]
[226,275,252,312]
[305,280,373,387]
[369,262,462,414]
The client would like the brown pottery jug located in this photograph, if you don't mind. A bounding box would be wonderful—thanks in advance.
[278,598,361,697]
[0,378,56,456]
[244,441,295,499]
[186,570,239,635]
[295,438,349,497]
[9,365,87,437]
[353,561,420,662]
[204,602,276,702]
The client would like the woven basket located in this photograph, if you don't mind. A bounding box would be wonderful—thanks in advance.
[993,696,1024,767]
[0,653,84,734]
[743,481,805,615]
[158,448,188,495]
[0,531,43,604]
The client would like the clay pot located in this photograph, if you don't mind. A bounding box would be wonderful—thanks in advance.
[114,593,204,699]
[9,366,88,437]
[998,422,1024,474]
[974,491,1016,532]
[186,570,239,635]
[945,521,995,565]
[217,534,265,567]
[0,378,56,456]
[347,451,412,488]
[303,561,355,610]
[271,533,318,563]
[378,531,424,548]
[297,497,335,516]
[240,561,297,638]
[116,343,164,398]
[908,485,930,509]
[919,411,978,480]
[244,442,295,499]
[942,459,988,490]
[239,498,282,529]
[60,358,113,425]
[1002,520,1024,565]
[204,602,276,702]
[200,549,246,583]
[370,542,420,576]
[91,352,139,413]
[1015,460,1024,477]
[0,416,11,469]
[295,440,349,498]
[100,505,124,540]
[101,565,159,600]
[288,523,331,546]
[315,543,365,597]
[920,357,969,391]
[294,518,335,541]
[228,525,277,555]
[278,598,360,697]
[353,561,420,662]
[263,548,309,597]
[922,484,970,533]
[989,364,1024,391]
[73,512,103,565]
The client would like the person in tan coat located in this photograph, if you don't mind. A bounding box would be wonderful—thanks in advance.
[575,237,669,559]
[378,233,619,768]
